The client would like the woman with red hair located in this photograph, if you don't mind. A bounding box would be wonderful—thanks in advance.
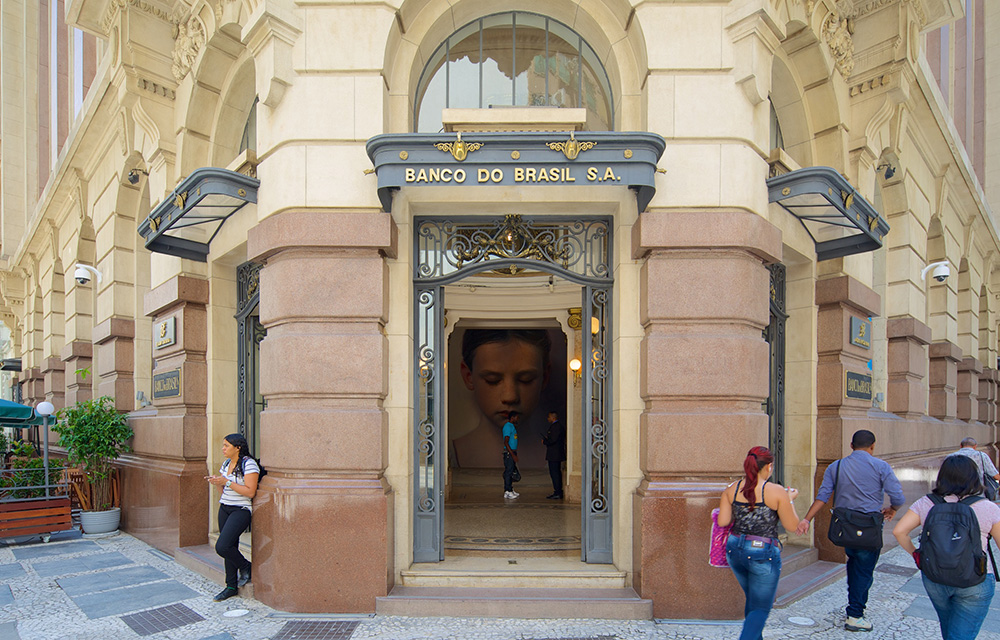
[717,446,801,640]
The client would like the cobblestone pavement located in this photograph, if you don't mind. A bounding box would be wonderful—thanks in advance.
[2,529,1000,640]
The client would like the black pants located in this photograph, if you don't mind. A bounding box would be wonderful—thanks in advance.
[216,504,251,588]
[548,460,563,495]
[503,452,516,491]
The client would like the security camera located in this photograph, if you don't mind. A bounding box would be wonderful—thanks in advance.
[74,264,102,286]
[920,260,951,283]
[126,168,147,185]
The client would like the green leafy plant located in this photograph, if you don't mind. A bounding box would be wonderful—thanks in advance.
[0,441,61,499]
[53,396,133,511]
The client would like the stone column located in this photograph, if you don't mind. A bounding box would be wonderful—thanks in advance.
[248,210,396,613]
[958,357,982,422]
[929,341,962,420]
[93,317,134,410]
[631,210,781,619]
[120,276,209,553]
[61,341,93,405]
[886,317,931,417]
[41,356,65,407]
[814,276,880,563]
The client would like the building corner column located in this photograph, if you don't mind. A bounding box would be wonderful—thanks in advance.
[93,317,135,411]
[121,276,209,553]
[631,209,781,619]
[61,341,93,405]
[957,357,983,422]
[247,209,397,613]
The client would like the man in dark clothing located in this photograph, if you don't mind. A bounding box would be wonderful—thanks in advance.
[796,429,905,633]
[541,411,566,499]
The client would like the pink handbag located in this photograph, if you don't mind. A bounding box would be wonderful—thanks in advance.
[710,508,732,567]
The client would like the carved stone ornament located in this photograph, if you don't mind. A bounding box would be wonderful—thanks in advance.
[171,15,206,81]
[823,11,855,79]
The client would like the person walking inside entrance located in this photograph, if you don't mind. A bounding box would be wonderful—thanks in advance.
[796,429,905,632]
[205,433,260,602]
[949,437,1000,499]
[893,455,1000,640]
[717,446,801,640]
[502,413,520,499]
[542,411,566,499]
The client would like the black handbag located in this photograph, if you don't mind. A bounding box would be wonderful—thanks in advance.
[981,452,999,501]
[826,460,884,549]
[511,463,522,483]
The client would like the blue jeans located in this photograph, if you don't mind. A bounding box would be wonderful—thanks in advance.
[922,575,995,640]
[845,546,880,618]
[726,535,782,640]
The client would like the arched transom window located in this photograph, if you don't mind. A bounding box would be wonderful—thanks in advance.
[415,12,614,132]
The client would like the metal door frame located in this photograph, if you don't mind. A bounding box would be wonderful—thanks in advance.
[764,263,787,484]
[412,215,613,563]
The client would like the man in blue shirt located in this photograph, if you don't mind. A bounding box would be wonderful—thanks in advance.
[502,414,519,499]
[796,430,905,633]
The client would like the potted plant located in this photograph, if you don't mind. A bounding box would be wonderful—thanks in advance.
[54,396,133,534]
[0,440,72,540]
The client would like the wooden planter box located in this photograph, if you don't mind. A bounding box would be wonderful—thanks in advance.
[0,497,72,538]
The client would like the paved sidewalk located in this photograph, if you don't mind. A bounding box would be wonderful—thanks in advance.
[2,529,1000,640]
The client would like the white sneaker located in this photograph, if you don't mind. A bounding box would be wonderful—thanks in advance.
[509,490,519,498]
[503,491,514,499]
[845,616,872,632]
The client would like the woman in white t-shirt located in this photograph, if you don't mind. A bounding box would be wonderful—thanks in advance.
[893,455,1000,639]
[205,433,260,602]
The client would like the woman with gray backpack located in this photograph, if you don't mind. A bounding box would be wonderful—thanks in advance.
[893,455,1000,639]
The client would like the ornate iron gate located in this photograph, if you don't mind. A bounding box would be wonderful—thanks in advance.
[764,263,787,484]
[413,215,613,563]
[236,260,266,455]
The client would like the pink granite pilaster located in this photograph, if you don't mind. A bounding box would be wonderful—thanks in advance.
[120,276,210,554]
[814,276,881,563]
[957,357,983,422]
[929,341,963,420]
[246,210,397,613]
[61,341,93,405]
[981,368,999,427]
[886,317,932,417]
[93,318,134,411]
[631,209,781,619]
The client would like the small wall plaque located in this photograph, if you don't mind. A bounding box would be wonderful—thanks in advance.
[152,369,181,399]
[850,317,871,349]
[155,317,176,350]
[845,371,873,401]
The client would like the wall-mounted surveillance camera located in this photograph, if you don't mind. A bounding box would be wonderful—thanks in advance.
[74,264,102,286]
[127,168,148,185]
[920,260,951,283]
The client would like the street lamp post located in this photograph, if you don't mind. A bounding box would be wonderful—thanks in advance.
[36,401,55,498]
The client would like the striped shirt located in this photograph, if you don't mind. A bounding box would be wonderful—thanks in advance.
[219,457,259,511]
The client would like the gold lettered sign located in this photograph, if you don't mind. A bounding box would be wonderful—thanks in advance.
[154,317,176,350]
[850,316,871,349]
[845,371,873,401]
[152,369,181,399]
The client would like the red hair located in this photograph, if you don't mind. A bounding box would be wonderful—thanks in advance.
[742,446,775,508]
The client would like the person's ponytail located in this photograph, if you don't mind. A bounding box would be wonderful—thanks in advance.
[741,446,775,508]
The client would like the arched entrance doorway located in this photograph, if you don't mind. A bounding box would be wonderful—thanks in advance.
[413,214,612,563]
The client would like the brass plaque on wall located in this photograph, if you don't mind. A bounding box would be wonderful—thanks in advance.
[845,371,872,401]
[152,369,181,399]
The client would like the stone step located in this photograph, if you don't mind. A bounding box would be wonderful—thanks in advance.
[376,586,652,619]
[400,567,627,589]
[774,559,844,608]
[174,544,254,599]
[780,544,819,575]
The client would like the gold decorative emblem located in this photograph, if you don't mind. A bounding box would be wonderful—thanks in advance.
[511,150,520,160]
[237,188,246,197]
[174,191,187,208]
[781,187,791,196]
[149,217,161,232]
[623,149,633,159]
[869,217,878,231]
[434,132,483,162]
[159,323,168,338]
[546,132,596,160]
[399,151,408,160]
[841,190,854,209]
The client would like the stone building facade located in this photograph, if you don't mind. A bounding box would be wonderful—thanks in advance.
[1,0,998,620]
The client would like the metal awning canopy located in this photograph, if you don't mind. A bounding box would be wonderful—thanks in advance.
[767,166,889,261]
[138,168,259,262]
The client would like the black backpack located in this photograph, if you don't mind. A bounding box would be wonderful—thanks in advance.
[918,494,996,588]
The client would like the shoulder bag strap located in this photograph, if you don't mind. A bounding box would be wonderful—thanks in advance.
[732,480,741,505]
[990,536,1000,581]
[832,460,841,505]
